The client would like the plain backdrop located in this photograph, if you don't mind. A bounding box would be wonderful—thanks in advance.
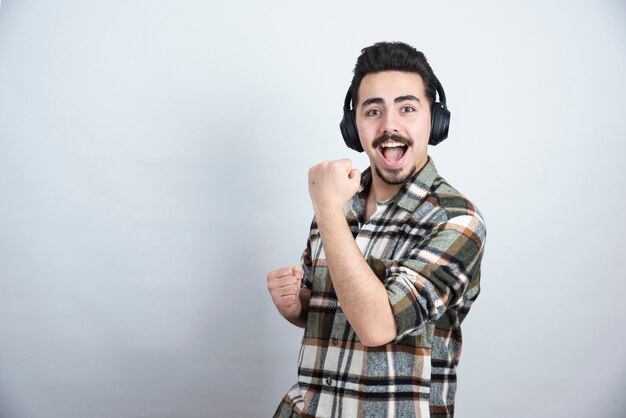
[1,1,625,417]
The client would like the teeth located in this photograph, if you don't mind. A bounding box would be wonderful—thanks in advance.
[380,141,405,148]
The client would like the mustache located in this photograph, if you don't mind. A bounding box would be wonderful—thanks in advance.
[372,133,414,149]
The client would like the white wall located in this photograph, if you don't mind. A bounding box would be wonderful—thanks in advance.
[0,1,625,417]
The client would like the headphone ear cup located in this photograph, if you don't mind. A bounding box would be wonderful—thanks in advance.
[340,109,363,152]
[429,102,451,146]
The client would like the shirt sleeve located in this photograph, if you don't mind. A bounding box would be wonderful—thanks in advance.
[300,218,316,290]
[300,244,313,290]
[383,213,486,341]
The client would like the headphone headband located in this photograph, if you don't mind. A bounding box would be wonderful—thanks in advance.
[435,79,446,105]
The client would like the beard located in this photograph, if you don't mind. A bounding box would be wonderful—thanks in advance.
[374,164,417,185]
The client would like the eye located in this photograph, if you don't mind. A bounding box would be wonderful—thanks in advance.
[400,106,415,113]
[366,109,381,117]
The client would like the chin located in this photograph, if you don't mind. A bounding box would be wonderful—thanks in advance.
[375,164,416,185]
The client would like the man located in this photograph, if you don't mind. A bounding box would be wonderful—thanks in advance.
[267,41,486,418]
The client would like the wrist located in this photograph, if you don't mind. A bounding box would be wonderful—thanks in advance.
[284,302,306,328]
[314,204,346,223]
[283,301,302,321]
[315,207,351,243]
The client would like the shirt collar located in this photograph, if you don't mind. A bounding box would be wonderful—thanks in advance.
[355,157,439,213]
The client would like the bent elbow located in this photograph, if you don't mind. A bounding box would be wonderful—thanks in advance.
[358,329,396,348]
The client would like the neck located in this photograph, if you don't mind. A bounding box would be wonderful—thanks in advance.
[369,174,404,203]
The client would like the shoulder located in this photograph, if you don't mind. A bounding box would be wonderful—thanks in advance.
[430,176,482,219]
[415,174,486,241]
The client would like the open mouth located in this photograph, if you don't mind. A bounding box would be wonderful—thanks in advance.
[377,141,408,167]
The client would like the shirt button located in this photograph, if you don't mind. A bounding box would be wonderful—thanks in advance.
[331,338,339,346]
[326,377,333,385]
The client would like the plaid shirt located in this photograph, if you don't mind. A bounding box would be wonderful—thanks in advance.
[274,159,486,418]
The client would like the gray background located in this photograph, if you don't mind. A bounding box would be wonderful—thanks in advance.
[1,0,625,417]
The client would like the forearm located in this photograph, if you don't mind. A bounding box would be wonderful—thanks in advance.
[316,209,396,346]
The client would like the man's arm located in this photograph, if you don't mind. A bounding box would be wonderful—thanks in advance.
[308,160,396,347]
[316,209,397,346]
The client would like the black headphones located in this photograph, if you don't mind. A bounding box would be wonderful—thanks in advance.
[339,77,451,152]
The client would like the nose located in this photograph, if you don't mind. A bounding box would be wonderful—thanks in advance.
[381,111,400,134]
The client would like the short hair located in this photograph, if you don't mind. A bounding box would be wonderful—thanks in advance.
[349,41,438,108]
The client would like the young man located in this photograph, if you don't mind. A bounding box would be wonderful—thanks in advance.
[267,42,486,418]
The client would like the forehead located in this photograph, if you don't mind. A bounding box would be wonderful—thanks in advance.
[357,71,426,105]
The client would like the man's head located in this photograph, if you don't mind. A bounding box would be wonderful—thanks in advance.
[345,42,441,187]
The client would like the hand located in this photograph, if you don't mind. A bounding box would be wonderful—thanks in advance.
[308,159,361,216]
[267,265,304,320]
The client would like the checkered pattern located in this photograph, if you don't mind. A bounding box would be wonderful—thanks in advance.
[274,159,486,418]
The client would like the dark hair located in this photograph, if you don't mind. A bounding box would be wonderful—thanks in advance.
[349,41,438,108]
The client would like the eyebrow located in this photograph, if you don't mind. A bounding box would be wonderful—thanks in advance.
[395,95,421,104]
[360,95,421,108]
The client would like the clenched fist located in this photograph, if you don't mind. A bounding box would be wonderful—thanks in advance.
[308,159,361,216]
[267,265,304,321]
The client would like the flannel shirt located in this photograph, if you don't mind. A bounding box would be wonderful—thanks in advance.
[274,159,486,418]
